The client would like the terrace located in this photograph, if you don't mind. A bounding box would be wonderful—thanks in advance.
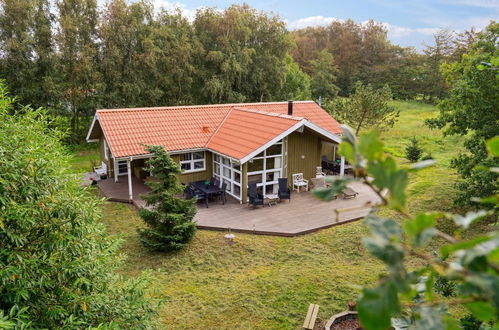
[96,178,380,236]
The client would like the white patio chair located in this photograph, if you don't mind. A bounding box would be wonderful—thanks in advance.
[316,166,326,178]
[94,161,107,177]
[292,173,309,193]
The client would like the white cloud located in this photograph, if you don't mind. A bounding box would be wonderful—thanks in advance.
[285,16,341,30]
[151,0,199,21]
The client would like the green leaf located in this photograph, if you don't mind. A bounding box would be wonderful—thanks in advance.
[403,213,438,247]
[357,281,400,330]
[358,131,384,161]
[340,124,357,145]
[338,142,357,166]
[440,235,491,259]
[313,177,351,201]
[368,157,408,209]
[487,136,499,157]
[409,159,436,170]
[465,301,496,322]
[452,210,488,229]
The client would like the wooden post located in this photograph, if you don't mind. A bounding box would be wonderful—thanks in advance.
[340,156,345,176]
[127,159,133,201]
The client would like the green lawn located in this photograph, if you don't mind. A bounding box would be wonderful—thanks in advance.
[87,101,476,328]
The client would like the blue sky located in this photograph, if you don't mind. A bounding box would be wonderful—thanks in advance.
[147,0,498,50]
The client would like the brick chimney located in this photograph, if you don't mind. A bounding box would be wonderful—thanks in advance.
[288,100,293,116]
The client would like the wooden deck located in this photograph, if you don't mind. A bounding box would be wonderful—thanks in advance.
[96,177,381,236]
[195,181,380,236]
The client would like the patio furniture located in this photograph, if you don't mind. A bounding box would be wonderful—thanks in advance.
[310,177,326,189]
[216,182,227,203]
[341,187,359,199]
[303,303,320,330]
[185,186,207,206]
[292,173,309,192]
[321,155,336,174]
[316,166,326,178]
[94,161,107,178]
[247,183,264,208]
[265,193,279,206]
[278,178,291,202]
[191,180,223,207]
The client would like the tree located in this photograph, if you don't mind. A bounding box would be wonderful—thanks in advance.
[426,22,498,207]
[56,0,101,142]
[0,83,159,328]
[309,49,339,100]
[315,127,499,330]
[326,82,399,135]
[405,136,423,162]
[278,54,311,100]
[138,145,197,252]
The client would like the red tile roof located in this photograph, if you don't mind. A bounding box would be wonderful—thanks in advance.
[90,101,341,160]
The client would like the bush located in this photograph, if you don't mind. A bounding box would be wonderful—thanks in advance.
[138,145,197,252]
[434,275,456,297]
[405,136,423,162]
[0,84,159,328]
[460,314,483,330]
[422,153,433,160]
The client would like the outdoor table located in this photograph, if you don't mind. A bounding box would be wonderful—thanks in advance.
[264,193,279,207]
[191,180,223,208]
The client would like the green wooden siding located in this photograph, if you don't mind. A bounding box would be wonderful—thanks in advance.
[287,128,322,181]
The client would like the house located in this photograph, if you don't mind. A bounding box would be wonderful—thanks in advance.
[86,100,345,203]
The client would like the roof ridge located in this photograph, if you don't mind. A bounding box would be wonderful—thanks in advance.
[232,107,303,121]
[96,100,315,112]
[204,107,235,148]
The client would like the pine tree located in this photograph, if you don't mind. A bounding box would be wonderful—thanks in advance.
[138,145,197,252]
[405,136,423,162]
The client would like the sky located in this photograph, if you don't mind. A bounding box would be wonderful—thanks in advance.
[147,0,498,50]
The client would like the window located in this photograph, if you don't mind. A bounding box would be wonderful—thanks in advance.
[213,154,242,200]
[117,160,128,176]
[246,141,284,198]
[180,151,206,173]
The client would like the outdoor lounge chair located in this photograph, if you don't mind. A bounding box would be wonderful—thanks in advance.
[216,182,227,204]
[342,187,359,199]
[278,178,291,202]
[247,183,264,207]
[292,173,309,192]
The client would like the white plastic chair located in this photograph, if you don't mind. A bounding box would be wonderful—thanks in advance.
[316,166,326,178]
[292,173,309,193]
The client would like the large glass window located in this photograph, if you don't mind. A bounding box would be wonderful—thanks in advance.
[213,154,242,200]
[246,140,284,198]
[180,151,206,173]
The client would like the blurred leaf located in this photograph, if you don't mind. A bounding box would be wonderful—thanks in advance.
[341,124,357,145]
[313,177,351,201]
[453,210,488,229]
[409,159,436,171]
[441,235,491,259]
[358,131,384,161]
[403,213,438,247]
[358,281,400,330]
[338,142,357,166]
[465,301,495,322]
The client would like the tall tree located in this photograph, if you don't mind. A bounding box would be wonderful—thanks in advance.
[309,49,339,100]
[0,83,158,328]
[278,54,311,100]
[426,22,499,207]
[0,0,35,105]
[326,82,399,135]
[193,4,291,103]
[56,0,100,142]
[138,145,197,252]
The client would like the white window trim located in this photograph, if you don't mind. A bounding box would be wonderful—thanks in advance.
[213,154,242,200]
[117,160,129,176]
[104,139,109,160]
[180,151,206,173]
[247,141,283,198]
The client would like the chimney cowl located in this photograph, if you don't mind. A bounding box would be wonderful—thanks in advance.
[288,100,293,116]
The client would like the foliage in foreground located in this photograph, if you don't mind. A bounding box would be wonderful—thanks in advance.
[325,82,399,135]
[315,126,498,330]
[426,22,499,208]
[138,145,197,252]
[0,85,159,328]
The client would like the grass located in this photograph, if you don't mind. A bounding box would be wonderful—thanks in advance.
[68,145,100,174]
[83,101,481,328]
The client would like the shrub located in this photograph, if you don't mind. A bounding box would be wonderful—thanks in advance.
[138,145,197,252]
[434,275,456,297]
[460,314,483,330]
[405,136,423,162]
[422,153,434,161]
[0,84,159,328]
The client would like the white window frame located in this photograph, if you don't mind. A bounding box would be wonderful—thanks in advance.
[117,160,128,176]
[213,154,242,200]
[180,151,206,173]
[247,141,284,198]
